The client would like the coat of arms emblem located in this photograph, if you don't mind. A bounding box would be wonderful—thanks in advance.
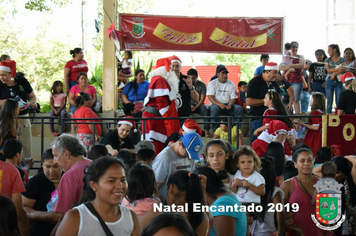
[311,178,345,230]
[130,17,145,38]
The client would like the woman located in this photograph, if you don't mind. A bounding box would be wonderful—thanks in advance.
[0,60,37,159]
[344,48,355,67]
[324,44,346,114]
[22,148,62,236]
[64,48,88,94]
[276,71,295,114]
[331,155,356,236]
[56,156,141,236]
[280,148,324,236]
[68,72,97,114]
[264,141,285,186]
[140,170,211,236]
[0,196,20,236]
[194,167,247,236]
[100,117,136,156]
[122,69,149,112]
[206,139,236,187]
[0,98,20,151]
[337,72,356,114]
[279,41,305,114]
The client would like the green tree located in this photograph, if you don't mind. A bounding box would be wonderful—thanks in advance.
[202,53,260,82]
[24,0,71,12]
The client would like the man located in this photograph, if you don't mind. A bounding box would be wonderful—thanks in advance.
[188,68,211,137]
[207,65,243,131]
[152,132,203,203]
[142,57,181,154]
[246,62,281,141]
[135,140,156,166]
[169,55,199,125]
[27,134,91,223]
[0,158,30,236]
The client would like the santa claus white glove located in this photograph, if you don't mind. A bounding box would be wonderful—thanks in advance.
[175,94,183,108]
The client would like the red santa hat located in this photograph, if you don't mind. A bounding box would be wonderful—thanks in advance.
[118,116,137,132]
[179,119,202,136]
[168,55,182,65]
[155,57,171,73]
[341,72,355,84]
[267,120,289,136]
[0,60,16,78]
[265,62,278,71]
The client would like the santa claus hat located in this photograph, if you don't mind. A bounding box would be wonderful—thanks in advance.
[268,120,289,136]
[265,62,278,71]
[155,57,171,73]
[0,60,16,78]
[181,119,202,136]
[118,116,137,132]
[168,55,182,65]
[341,72,355,84]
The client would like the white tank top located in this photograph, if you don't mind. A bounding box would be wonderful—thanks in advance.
[75,204,134,236]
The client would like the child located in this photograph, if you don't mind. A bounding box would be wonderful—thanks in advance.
[0,98,20,151]
[298,92,326,156]
[254,54,269,77]
[281,43,296,80]
[231,146,265,225]
[3,139,28,183]
[213,118,243,150]
[253,89,294,136]
[285,210,303,236]
[118,51,133,89]
[121,163,161,217]
[71,92,101,152]
[49,81,67,136]
[236,81,248,113]
[0,196,21,236]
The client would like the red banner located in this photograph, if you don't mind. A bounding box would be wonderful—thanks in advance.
[322,115,356,155]
[119,14,283,54]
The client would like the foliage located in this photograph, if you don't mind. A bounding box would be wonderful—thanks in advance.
[40,101,52,113]
[24,0,71,12]
[202,53,260,82]
[89,62,103,95]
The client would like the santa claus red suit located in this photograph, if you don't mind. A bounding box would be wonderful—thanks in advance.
[252,120,292,158]
[142,57,181,154]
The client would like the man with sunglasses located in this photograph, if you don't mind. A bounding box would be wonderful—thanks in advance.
[246,62,281,141]
[0,60,37,159]
[152,132,203,204]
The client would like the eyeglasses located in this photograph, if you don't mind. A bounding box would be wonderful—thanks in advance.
[9,87,15,97]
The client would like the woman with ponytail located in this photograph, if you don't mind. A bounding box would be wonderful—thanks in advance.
[194,167,247,236]
[71,92,101,152]
[140,170,211,236]
[337,72,356,114]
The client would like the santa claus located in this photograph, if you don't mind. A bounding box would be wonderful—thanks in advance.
[142,57,181,154]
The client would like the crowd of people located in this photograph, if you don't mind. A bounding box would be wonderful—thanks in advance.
[0,42,356,236]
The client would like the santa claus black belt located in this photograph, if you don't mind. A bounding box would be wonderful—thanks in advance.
[145,106,161,117]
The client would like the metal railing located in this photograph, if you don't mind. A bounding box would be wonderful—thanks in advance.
[26,113,322,157]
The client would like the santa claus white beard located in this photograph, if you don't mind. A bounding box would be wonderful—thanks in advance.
[165,70,179,94]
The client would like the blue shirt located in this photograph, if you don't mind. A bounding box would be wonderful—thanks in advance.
[122,81,149,102]
[209,195,247,236]
[254,65,265,76]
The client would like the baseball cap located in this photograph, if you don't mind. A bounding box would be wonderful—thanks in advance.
[135,140,155,153]
[217,65,229,73]
[181,132,203,160]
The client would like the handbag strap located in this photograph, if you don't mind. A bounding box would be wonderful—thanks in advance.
[84,202,114,236]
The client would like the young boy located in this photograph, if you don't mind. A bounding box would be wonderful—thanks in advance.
[213,118,243,150]
[135,140,156,166]
[236,81,248,114]
[3,139,27,183]
[254,54,269,77]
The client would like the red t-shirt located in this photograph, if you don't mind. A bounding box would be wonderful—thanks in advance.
[0,161,25,198]
[65,60,89,82]
[72,106,101,135]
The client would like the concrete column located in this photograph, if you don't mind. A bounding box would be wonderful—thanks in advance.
[102,0,117,111]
